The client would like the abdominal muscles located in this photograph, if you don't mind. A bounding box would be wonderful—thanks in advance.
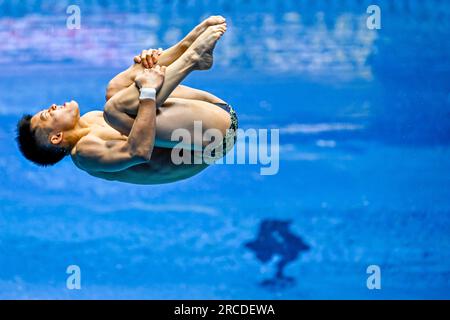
[87,147,209,185]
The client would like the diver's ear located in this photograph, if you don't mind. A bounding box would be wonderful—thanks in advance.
[50,132,63,145]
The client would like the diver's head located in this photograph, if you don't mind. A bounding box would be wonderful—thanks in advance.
[16,100,80,166]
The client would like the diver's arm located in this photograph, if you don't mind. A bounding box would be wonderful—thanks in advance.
[76,68,165,172]
[75,98,156,172]
[117,66,166,162]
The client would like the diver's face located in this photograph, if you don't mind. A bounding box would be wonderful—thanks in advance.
[31,100,80,146]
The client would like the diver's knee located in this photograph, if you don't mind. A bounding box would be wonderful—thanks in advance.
[105,81,120,101]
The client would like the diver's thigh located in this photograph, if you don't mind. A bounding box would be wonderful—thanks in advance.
[155,98,231,145]
[169,85,227,104]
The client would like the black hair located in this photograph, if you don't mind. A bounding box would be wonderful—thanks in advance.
[16,114,68,167]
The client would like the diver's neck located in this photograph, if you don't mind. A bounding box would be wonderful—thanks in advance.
[66,117,91,148]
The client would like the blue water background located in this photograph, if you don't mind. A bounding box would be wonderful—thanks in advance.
[0,0,449,299]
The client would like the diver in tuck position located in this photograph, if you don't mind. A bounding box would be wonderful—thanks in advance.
[16,16,238,184]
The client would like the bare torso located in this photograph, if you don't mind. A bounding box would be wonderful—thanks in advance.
[71,98,230,184]
[80,148,209,185]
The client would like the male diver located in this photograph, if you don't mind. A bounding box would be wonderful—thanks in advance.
[16,16,238,184]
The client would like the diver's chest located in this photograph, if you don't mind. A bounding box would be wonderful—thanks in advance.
[81,111,126,141]
[91,122,127,141]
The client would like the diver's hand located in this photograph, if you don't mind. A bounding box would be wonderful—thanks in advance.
[135,65,166,91]
[133,48,163,68]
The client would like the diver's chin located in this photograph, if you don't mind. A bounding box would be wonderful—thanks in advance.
[70,100,79,108]
[71,102,80,118]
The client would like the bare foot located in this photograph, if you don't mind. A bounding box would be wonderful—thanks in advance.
[188,23,227,70]
[199,15,226,31]
[182,16,226,49]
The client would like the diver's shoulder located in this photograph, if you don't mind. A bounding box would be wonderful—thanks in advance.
[70,134,103,171]
[73,134,102,154]
[80,110,104,121]
[70,134,101,158]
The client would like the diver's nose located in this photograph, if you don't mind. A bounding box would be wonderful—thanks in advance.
[49,104,57,111]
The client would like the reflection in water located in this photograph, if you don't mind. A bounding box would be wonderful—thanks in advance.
[245,219,310,289]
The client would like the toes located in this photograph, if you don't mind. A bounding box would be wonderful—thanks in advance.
[207,15,226,25]
[215,15,226,23]
[211,24,226,33]
[214,27,226,35]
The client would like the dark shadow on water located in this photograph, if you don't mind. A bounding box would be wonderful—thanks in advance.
[244,219,310,290]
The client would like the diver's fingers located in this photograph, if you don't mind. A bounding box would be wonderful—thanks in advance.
[146,52,154,68]
[140,50,148,68]
[141,50,150,68]
[151,50,159,64]
[134,55,142,64]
